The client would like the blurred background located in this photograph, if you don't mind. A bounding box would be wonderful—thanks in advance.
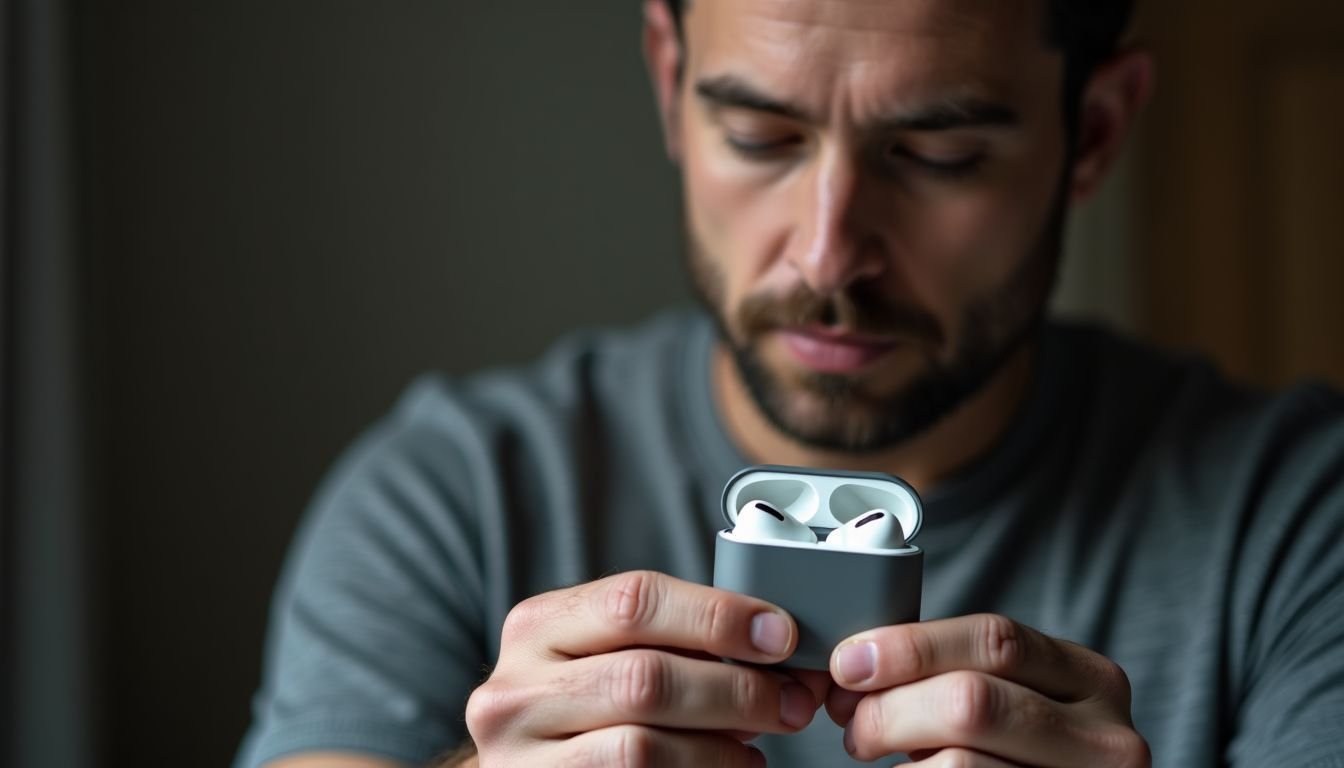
[3,1,1341,766]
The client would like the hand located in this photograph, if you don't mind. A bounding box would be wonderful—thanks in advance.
[824,614,1151,767]
[465,571,830,766]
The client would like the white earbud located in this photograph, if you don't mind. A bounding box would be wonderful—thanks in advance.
[823,509,907,550]
[731,499,818,544]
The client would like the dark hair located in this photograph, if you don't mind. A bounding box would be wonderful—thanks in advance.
[660,0,1134,126]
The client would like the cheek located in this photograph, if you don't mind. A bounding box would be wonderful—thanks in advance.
[902,157,1064,314]
[918,195,1030,291]
[682,126,796,304]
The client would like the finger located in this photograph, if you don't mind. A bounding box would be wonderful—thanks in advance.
[503,649,819,736]
[825,685,864,726]
[499,571,797,665]
[547,724,766,768]
[909,747,1023,767]
[786,668,835,709]
[843,670,1144,767]
[831,613,1131,705]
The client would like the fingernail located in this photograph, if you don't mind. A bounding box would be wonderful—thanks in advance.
[843,725,857,755]
[779,683,814,729]
[751,612,791,657]
[836,641,876,684]
[746,745,766,768]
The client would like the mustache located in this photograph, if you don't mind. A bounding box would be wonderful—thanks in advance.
[737,285,944,344]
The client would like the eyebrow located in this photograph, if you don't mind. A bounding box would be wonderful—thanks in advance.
[880,98,1019,132]
[694,74,1019,132]
[695,75,809,121]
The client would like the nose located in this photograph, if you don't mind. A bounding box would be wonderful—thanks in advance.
[790,146,887,296]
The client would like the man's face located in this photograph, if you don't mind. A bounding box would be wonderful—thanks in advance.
[673,0,1071,451]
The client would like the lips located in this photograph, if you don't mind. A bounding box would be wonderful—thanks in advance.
[777,327,900,374]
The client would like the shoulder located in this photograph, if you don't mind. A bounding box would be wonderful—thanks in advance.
[354,308,708,471]
[1048,321,1344,465]
[295,306,712,546]
[443,306,709,429]
[237,310,717,767]
[1047,321,1344,570]
[1052,334,1344,768]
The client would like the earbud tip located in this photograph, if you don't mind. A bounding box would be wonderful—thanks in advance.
[733,499,817,544]
[827,508,906,550]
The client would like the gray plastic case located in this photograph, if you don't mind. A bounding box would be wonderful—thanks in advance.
[713,465,924,670]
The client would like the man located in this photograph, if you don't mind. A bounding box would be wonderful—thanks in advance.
[236,0,1344,766]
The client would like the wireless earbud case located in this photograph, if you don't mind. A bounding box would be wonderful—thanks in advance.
[713,465,924,670]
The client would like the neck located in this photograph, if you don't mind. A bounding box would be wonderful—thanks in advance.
[713,341,1036,494]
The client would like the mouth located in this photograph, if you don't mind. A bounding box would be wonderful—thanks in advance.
[775,326,901,374]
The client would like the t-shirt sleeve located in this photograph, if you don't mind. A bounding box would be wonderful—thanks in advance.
[1226,387,1344,767]
[234,380,489,767]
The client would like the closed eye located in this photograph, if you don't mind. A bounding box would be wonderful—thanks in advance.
[890,146,985,177]
[725,133,804,159]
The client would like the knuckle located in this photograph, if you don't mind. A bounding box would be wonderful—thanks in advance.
[501,594,548,646]
[942,671,998,737]
[464,680,517,741]
[1129,733,1155,768]
[1017,686,1066,732]
[701,592,735,648]
[864,694,885,746]
[601,571,660,631]
[883,624,932,680]
[611,724,658,768]
[1097,657,1135,703]
[975,613,1023,675]
[929,748,978,768]
[729,667,766,721]
[1098,727,1152,768]
[605,650,670,716]
[847,695,886,758]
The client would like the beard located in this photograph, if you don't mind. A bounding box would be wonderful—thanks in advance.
[687,192,1066,454]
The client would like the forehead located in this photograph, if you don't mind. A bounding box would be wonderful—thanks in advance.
[683,0,1058,115]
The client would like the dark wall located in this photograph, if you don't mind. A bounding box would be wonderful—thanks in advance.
[79,2,687,764]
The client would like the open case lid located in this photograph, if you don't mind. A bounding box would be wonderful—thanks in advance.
[721,464,924,543]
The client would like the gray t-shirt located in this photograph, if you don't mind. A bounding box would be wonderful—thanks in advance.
[235,308,1344,767]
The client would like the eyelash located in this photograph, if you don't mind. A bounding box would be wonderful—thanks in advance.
[724,134,984,178]
[889,147,985,178]
[725,135,800,158]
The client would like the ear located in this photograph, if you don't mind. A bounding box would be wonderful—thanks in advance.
[1068,48,1155,202]
[642,0,684,163]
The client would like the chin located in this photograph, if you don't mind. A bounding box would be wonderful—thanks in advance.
[739,339,979,452]
[780,398,891,450]
[752,361,914,451]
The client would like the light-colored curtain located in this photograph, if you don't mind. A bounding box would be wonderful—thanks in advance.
[2,0,97,764]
